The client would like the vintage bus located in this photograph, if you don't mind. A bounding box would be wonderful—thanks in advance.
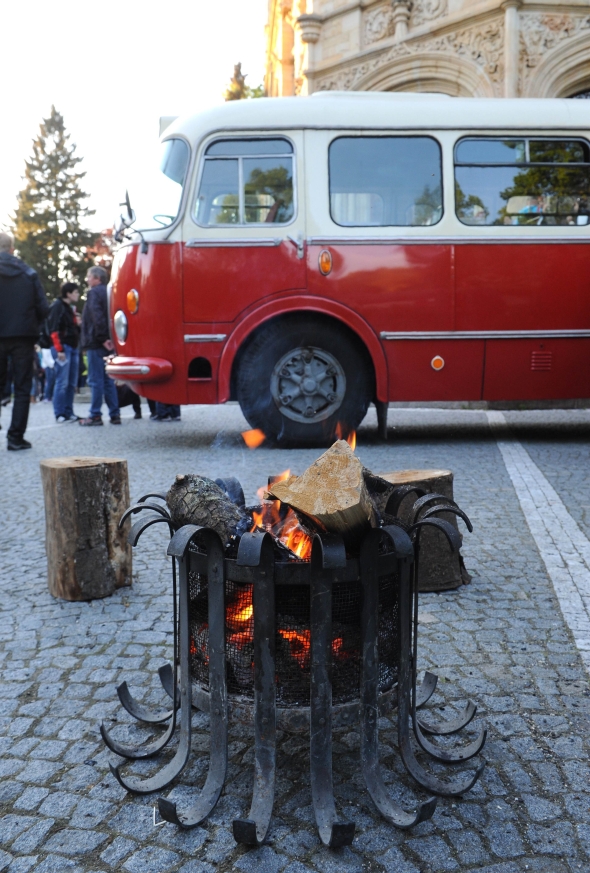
[107,93,590,444]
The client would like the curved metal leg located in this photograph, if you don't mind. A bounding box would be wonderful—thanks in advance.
[158,663,181,704]
[309,535,355,848]
[101,704,178,759]
[412,717,487,764]
[396,542,485,796]
[417,701,476,736]
[158,528,228,827]
[233,533,276,846]
[416,672,438,709]
[116,675,177,725]
[360,529,437,828]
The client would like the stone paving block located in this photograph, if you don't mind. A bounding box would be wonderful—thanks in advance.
[406,835,459,871]
[122,846,180,873]
[6,857,38,873]
[100,836,138,866]
[526,821,576,856]
[447,828,490,865]
[33,856,82,873]
[234,845,289,873]
[43,828,108,856]
[12,787,49,810]
[485,821,525,858]
[177,861,216,873]
[10,819,54,854]
[377,846,420,873]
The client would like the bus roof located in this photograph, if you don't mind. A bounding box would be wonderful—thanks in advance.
[165,93,590,143]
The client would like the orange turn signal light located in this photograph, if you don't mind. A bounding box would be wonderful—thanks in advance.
[431,355,445,371]
[318,250,332,276]
[126,289,139,314]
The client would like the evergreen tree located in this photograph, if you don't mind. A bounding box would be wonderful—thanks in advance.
[12,106,96,300]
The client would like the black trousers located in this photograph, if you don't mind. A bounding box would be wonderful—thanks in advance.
[0,337,35,442]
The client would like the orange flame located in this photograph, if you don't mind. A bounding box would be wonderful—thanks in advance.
[250,470,313,560]
[335,423,357,450]
[226,585,254,633]
[242,429,266,449]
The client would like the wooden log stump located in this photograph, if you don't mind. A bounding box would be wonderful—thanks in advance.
[40,457,132,601]
[379,469,470,592]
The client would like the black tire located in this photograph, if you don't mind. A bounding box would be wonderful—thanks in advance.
[236,316,373,446]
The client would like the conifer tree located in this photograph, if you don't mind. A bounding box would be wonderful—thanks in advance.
[13,106,96,299]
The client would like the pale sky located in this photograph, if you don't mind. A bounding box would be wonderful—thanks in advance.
[1,0,268,232]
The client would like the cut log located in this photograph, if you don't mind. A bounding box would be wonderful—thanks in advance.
[379,469,469,592]
[267,440,377,547]
[40,457,132,601]
[166,474,247,543]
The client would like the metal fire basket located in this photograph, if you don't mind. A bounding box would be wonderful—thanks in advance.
[101,482,486,848]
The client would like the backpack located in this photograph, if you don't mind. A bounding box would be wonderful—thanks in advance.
[38,317,52,349]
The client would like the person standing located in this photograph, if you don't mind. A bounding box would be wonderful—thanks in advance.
[79,266,120,426]
[47,282,81,423]
[0,232,49,450]
[41,346,55,401]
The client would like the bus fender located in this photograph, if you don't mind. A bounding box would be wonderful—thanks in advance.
[217,295,388,404]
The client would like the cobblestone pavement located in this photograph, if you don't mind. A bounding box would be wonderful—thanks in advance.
[1,399,590,873]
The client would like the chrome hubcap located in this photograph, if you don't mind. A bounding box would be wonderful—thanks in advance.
[270,346,346,423]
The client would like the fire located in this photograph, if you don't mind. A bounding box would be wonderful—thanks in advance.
[226,585,254,633]
[242,428,266,449]
[335,422,357,450]
[279,629,311,668]
[250,470,313,560]
[278,630,350,670]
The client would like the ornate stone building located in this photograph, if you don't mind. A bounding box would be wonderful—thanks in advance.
[265,0,590,99]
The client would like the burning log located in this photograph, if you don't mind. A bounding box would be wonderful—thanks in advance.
[267,440,377,547]
[40,456,132,600]
[167,474,247,543]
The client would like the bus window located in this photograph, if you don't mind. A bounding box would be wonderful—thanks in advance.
[196,137,294,226]
[328,136,442,227]
[454,137,590,226]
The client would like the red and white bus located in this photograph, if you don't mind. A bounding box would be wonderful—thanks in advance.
[107,93,590,444]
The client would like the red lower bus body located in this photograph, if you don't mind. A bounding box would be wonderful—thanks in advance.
[108,240,590,408]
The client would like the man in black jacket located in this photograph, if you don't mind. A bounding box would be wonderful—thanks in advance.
[0,232,49,450]
[79,266,120,425]
[47,282,81,423]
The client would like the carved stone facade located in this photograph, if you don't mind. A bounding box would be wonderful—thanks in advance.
[265,0,590,99]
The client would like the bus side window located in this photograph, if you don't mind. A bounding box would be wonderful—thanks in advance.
[196,138,295,227]
[328,136,442,227]
[454,137,590,227]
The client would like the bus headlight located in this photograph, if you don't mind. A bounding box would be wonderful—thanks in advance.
[114,310,128,342]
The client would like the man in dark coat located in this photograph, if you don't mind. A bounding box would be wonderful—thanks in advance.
[79,266,120,425]
[0,232,50,450]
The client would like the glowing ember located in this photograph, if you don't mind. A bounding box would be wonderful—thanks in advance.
[279,629,311,668]
[226,585,254,633]
[335,423,357,450]
[242,428,266,449]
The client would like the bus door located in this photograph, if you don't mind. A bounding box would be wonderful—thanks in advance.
[305,130,483,402]
[453,135,590,400]
[181,133,306,401]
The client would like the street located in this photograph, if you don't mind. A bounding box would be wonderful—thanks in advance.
[1,398,589,872]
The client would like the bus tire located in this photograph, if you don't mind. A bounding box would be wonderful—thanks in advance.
[236,316,373,446]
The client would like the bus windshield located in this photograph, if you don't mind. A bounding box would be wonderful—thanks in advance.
[132,138,190,231]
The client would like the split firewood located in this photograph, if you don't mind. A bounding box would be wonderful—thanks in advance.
[167,474,247,543]
[267,440,377,546]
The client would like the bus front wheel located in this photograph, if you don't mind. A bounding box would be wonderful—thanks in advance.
[236,317,373,446]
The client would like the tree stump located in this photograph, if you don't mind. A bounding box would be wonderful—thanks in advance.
[40,457,132,601]
[379,469,470,592]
